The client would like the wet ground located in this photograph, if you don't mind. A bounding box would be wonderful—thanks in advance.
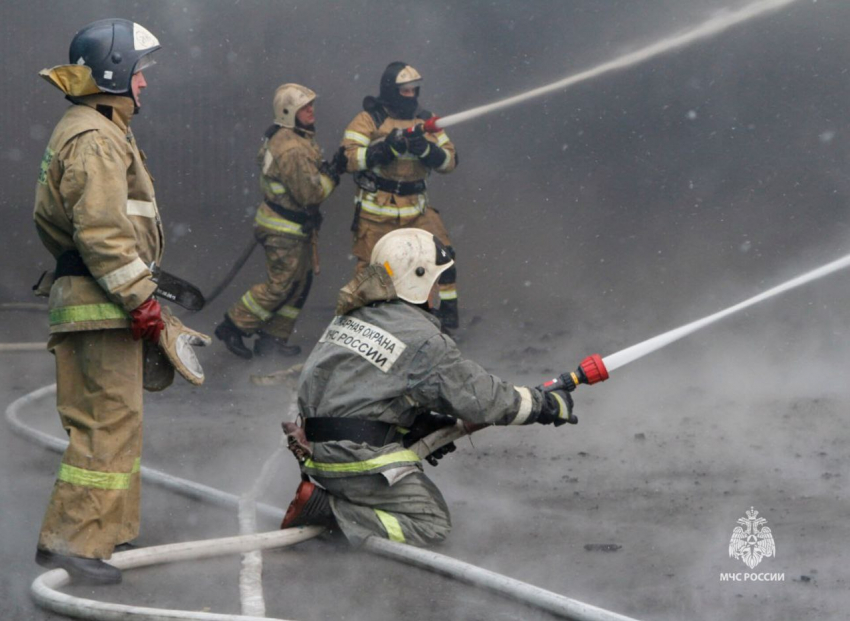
[2,302,848,621]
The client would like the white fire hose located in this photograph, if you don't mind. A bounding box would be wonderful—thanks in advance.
[7,384,642,621]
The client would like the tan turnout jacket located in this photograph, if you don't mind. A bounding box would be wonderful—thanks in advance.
[34,94,163,333]
[341,111,456,223]
[254,125,335,240]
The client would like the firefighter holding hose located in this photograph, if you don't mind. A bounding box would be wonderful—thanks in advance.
[339,62,461,332]
[280,229,575,546]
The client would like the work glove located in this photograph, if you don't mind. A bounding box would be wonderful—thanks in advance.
[536,389,577,426]
[130,297,165,344]
[386,128,408,156]
[318,159,340,187]
[402,411,458,466]
[420,144,449,169]
[365,129,409,168]
[157,307,212,386]
[331,146,348,175]
[406,125,431,158]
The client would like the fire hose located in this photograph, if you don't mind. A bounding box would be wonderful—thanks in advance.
[417,0,800,135]
[7,385,641,621]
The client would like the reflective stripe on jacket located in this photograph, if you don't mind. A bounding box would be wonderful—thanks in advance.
[255,125,335,237]
[341,111,456,223]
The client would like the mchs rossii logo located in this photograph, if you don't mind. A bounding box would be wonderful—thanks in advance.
[720,507,783,582]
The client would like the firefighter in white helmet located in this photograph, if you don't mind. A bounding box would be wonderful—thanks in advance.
[33,19,210,585]
[279,229,576,546]
[339,62,461,333]
[215,83,341,359]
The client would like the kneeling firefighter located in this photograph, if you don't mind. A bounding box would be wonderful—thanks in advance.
[340,62,460,331]
[34,19,210,585]
[215,84,340,359]
[280,228,576,547]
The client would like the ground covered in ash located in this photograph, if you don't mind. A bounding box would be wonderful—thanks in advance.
[2,300,848,621]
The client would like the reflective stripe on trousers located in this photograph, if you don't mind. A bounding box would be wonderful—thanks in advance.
[57,457,140,490]
[49,303,128,327]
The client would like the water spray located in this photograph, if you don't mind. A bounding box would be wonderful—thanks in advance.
[544,252,850,395]
[421,0,799,134]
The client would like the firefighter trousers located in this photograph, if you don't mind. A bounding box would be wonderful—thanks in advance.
[38,329,143,559]
[313,471,451,548]
[228,233,313,340]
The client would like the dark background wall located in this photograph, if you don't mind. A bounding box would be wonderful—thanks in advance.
[2,0,848,358]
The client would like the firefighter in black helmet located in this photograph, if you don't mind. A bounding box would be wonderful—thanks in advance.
[34,19,209,585]
[339,62,461,332]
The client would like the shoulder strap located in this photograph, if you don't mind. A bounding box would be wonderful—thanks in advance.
[263,124,281,141]
[362,96,388,129]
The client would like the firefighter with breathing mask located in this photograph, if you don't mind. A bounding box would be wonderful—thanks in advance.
[339,62,461,332]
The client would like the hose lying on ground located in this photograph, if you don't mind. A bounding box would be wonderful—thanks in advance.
[8,384,643,621]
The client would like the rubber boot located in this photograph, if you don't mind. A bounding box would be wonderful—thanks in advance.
[214,315,253,360]
[35,548,122,585]
[281,480,333,529]
[254,333,301,357]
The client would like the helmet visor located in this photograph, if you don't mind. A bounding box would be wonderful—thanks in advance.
[134,53,156,74]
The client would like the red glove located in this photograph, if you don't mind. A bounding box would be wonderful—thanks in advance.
[130,298,164,344]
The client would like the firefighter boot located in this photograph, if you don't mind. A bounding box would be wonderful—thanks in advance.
[214,315,253,360]
[35,549,122,585]
[281,480,333,529]
[254,333,301,357]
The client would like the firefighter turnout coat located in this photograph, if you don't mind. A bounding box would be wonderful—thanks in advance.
[33,93,162,559]
[227,125,336,338]
[296,266,545,546]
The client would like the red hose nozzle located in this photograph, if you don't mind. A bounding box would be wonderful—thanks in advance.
[422,116,442,133]
[579,354,609,385]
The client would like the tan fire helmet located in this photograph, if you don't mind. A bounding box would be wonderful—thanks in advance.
[273,83,317,128]
[371,229,453,305]
[395,64,422,89]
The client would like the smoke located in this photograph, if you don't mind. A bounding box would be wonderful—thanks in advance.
[3,0,850,619]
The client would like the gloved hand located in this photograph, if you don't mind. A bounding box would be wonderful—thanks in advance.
[157,307,212,386]
[365,130,406,168]
[536,389,577,426]
[385,128,408,156]
[402,411,458,466]
[331,146,348,175]
[130,297,164,343]
[406,125,431,158]
[318,159,340,186]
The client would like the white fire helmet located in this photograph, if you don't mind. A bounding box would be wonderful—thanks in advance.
[370,229,453,304]
[273,83,316,128]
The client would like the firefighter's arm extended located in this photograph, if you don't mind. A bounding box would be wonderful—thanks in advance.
[405,334,565,427]
[64,132,156,312]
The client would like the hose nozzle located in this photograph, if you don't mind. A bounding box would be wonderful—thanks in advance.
[422,116,442,133]
[541,354,609,393]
